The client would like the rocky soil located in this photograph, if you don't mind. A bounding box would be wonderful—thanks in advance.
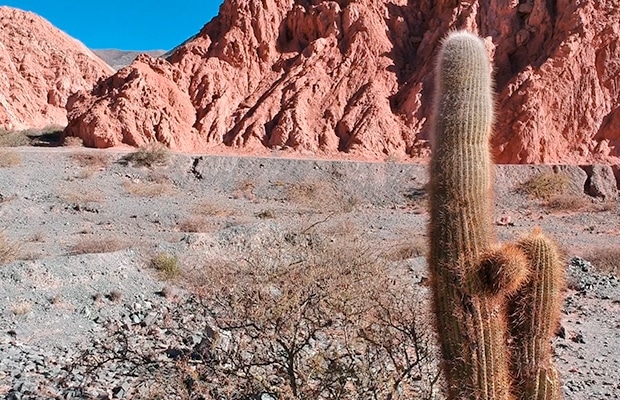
[0,147,619,399]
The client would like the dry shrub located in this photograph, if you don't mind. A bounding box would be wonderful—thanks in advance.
[178,217,210,233]
[256,209,276,219]
[28,232,45,243]
[591,199,617,212]
[0,130,31,147]
[63,136,84,147]
[74,169,98,180]
[193,200,236,217]
[123,180,175,197]
[232,180,256,201]
[545,195,591,212]
[0,231,20,264]
[545,195,616,213]
[70,152,109,169]
[586,247,620,277]
[11,301,32,316]
[68,237,126,255]
[122,144,170,167]
[107,290,123,302]
[57,185,104,203]
[151,252,180,280]
[0,125,64,147]
[383,239,427,261]
[286,180,358,213]
[519,172,570,200]
[186,231,441,399]
[0,149,21,167]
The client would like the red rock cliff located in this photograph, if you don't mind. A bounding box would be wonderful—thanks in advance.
[0,6,113,131]
[64,0,620,164]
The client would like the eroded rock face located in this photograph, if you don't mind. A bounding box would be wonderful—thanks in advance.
[65,55,204,151]
[65,0,620,164]
[0,6,113,130]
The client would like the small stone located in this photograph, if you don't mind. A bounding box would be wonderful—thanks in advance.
[131,314,141,324]
[572,333,586,344]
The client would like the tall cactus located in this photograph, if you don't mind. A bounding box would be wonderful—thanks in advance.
[427,31,564,400]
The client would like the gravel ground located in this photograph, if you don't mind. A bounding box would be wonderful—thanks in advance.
[0,147,619,399]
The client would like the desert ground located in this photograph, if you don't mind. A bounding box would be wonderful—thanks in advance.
[0,145,619,399]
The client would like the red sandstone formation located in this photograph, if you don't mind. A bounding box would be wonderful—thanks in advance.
[65,55,204,150]
[64,0,620,164]
[0,6,113,131]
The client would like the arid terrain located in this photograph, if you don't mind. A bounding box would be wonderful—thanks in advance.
[0,145,619,399]
[1,0,620,398]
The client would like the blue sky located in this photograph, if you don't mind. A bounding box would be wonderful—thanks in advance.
[1,1,225,50]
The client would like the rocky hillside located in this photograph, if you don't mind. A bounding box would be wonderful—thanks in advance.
[63,0,620,164]
[0,7,113,131]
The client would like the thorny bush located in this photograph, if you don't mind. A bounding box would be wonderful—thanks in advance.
[55,229,441,399]
[189,230,442,399]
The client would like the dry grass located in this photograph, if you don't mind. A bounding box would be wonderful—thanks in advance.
[0,125,64,147]
[285,179,359,213]
[70,152,109,169]
[586,247,620,277]
[193,200,236,217]
[122,180,175,197]
[68,237,126,255]
[151,253,180,280]
[383,238,428,261]
[232,180,256,201]
[63,136,84,147]
[0,232,20,264]
[57,186,104,203]
[519,172,570,200]
[122,144,170,167]
[0,149,21,167]
[10,301,32,316]
[177,217,210,233]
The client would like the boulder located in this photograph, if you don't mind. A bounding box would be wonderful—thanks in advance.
[583,165,619,200]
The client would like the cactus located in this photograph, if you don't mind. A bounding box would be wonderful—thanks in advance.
[509,229,565,400]
[427,31,564,400]
[428,30,515,400]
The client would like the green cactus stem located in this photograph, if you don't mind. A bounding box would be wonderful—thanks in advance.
[428,30,517,400]
[510,229,565,400]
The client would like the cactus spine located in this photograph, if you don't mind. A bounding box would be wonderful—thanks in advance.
[427,31,564,400]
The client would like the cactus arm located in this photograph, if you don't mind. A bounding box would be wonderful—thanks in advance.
[510,229,565,400]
